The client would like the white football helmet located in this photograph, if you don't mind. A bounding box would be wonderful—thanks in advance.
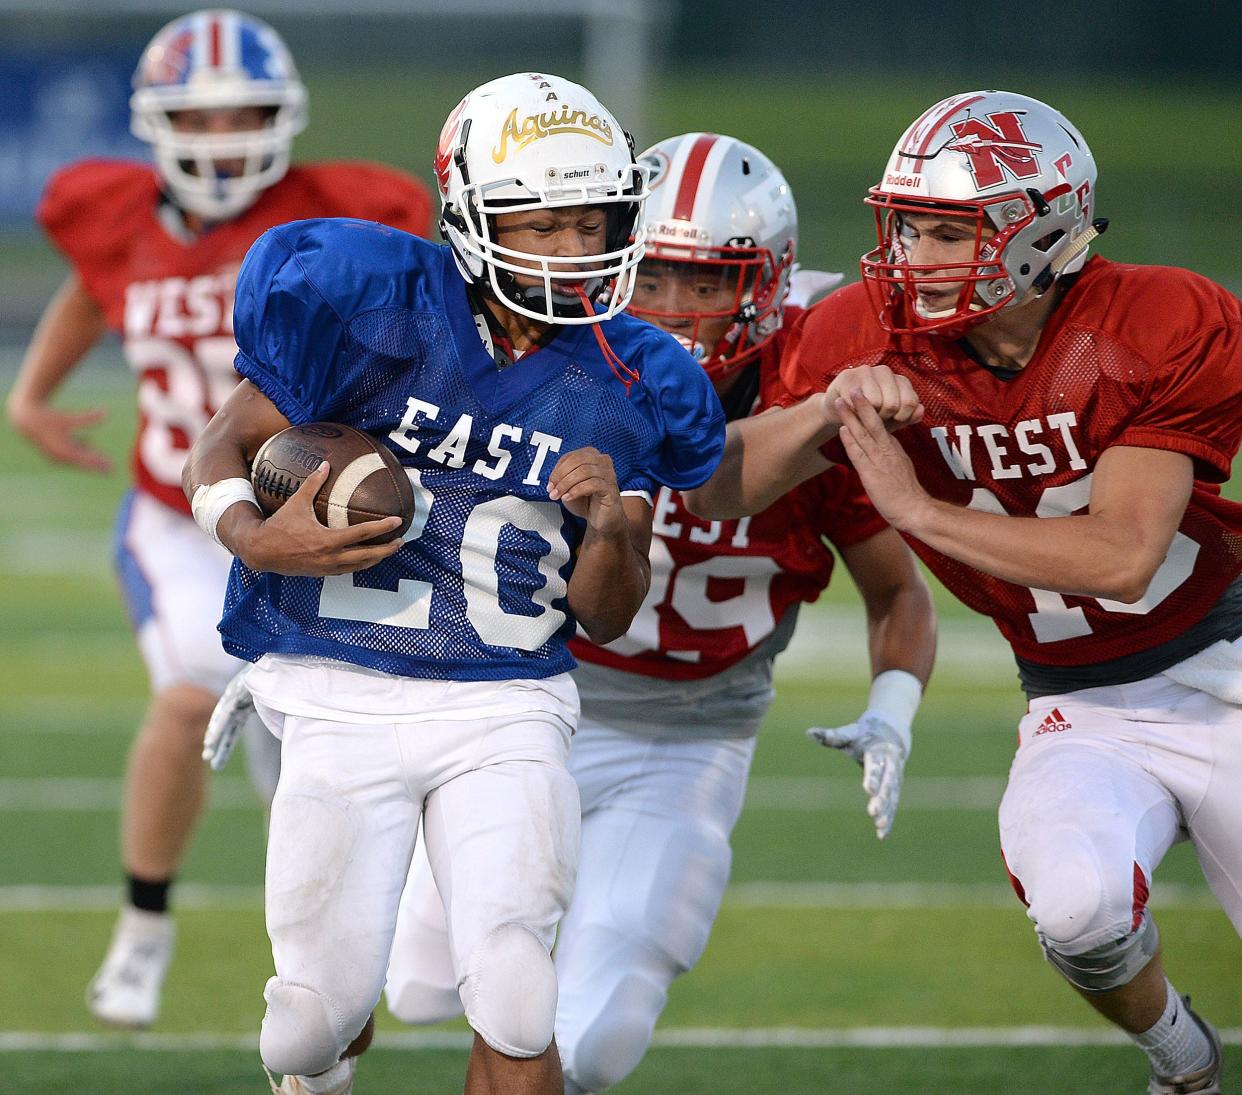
[435,72,650,326]
[633,133,796,378]
[861,90,1101,337]
[130,9,307,221]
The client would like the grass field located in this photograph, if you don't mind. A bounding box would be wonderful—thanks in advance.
[1,355,1239,1095]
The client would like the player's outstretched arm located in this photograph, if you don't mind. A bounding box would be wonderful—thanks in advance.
[5,273,111,472]
[682,399,836,521]
[183,380,403,576]
[807,528,936,839]
[836,390,1194,601]
[684,364,923,520]
[551,446,653,645]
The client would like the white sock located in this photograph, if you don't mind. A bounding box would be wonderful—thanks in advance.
[1133,982,1214,1079]
[298,1058,356,1095]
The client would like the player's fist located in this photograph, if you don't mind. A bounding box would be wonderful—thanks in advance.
[823,364,922,428]
[547,446,625,533]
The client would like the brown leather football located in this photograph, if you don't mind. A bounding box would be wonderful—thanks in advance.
[250,423,415,543]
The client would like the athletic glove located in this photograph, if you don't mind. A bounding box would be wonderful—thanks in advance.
[202,670,255,771]
[808,713,910,840]
[806,669,921,840]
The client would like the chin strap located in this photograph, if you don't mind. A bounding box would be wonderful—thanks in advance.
[573,284,640,395]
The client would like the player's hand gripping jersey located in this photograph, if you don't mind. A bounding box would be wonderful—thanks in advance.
[781,261,1242,679]
[37,159,432,513]
[221,218,725,681]
[572,318,886,680]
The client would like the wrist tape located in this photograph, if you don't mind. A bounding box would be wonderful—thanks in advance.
[191,477,260,550]
[864,669,923,749]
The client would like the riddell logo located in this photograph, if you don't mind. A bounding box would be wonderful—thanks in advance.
[1034,707,1072,735]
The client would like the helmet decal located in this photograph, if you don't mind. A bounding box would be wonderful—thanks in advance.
[943,111,1044,190]
[435,95,469,197]
[492,102,615,164]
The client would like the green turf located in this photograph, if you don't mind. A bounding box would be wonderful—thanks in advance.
[2,1044,1186,1095]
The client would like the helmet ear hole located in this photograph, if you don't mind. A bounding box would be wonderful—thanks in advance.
[1032,229,1065,253]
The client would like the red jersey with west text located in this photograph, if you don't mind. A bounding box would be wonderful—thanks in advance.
[38,159,433,513]
[779,259,1242,668]
[571,321,888,680]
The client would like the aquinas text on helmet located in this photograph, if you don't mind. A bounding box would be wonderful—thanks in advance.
[492,104,614,164]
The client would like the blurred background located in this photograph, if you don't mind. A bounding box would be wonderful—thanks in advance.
[0,3,1238,1093]
[1,0,1239,339]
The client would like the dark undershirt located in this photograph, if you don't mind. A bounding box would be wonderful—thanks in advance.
[719,361,762,423]
[1017,573,1242,698]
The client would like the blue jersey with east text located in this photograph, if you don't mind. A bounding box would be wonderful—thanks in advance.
[219,218,725,680]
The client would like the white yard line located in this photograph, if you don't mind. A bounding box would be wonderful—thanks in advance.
[744,775,1005,810]
[724,880,1223,910]
[0,881,1219,913]
[0,778,258,811]
[0,774,1004,812]
[0,1027,1239,1052]
[775,607,1016,682]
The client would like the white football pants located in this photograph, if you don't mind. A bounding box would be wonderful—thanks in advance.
[256,676,580,1074]
[385,716,756,1092]
[999,669,1242,957]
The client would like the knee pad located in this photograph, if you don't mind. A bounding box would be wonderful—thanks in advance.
[259,977,351,1078]
[1044,909,1159,994]
[561,964,668,1093]
[1018,832,1141,954]
[460,922,557,1058]
[558,817,732,1091]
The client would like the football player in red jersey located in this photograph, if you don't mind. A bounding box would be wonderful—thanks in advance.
[380,133,937,1094]
[4,8,431,1032]
[685,92,1242,1095]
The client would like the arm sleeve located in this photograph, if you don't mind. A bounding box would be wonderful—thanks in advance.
[36,161,141,313]
[1115,318,1242,482]
[231,224,351,424]
[642,340,727,490]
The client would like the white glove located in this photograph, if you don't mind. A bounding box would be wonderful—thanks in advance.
[202,670,256,771]
[808,712,911,840]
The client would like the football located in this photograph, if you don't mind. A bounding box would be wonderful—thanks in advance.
[250,423,415,543]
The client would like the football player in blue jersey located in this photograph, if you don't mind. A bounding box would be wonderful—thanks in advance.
[182,72,725,1095]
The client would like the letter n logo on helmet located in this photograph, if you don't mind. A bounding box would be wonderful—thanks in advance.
[944,111,1043,190]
